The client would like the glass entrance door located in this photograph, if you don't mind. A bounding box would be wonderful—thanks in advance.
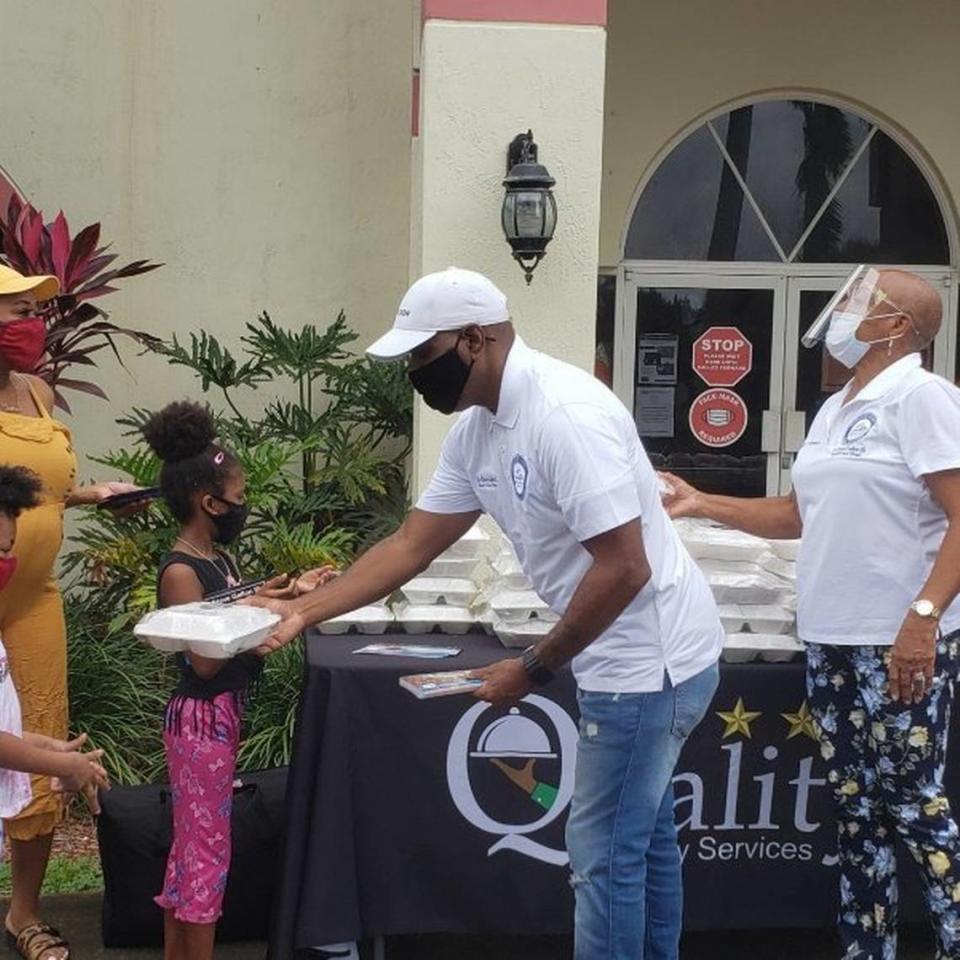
[618,272,786,496]
[620,268,956,496]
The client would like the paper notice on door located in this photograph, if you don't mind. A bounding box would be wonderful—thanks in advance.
[635,387,675,438]
[637,335,679,384]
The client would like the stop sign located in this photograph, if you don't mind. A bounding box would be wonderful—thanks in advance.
[692,326,753,387]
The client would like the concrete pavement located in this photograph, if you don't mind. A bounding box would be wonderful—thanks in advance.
[1,894,936,958]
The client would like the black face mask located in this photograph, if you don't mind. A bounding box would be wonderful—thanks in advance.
[204,496,249,545]
[408,338,473,414]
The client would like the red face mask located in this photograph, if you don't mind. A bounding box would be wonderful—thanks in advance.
[0,556,17,592]
[0,317,47,372]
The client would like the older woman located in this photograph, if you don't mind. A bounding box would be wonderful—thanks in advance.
[664,267,960,960]
[0,265,138,960]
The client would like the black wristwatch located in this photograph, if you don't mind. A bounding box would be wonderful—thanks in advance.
[521,645,554,686]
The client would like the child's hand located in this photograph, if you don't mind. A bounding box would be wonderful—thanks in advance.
[256,574,300,600]
[52,750,110,814]
[24,732,90,754]
[295,565,339,595]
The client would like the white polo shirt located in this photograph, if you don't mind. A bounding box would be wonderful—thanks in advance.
[792,353,960,646]
[417,337,723,693]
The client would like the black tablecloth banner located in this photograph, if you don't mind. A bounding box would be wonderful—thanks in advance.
[269,633,959,955]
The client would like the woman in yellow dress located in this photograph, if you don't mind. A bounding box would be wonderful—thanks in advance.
[0,265,139,960]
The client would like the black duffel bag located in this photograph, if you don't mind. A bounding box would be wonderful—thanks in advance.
[96,766,288,947]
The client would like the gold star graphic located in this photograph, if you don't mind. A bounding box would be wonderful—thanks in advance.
[782,701,819,742]
[717,697,762,739]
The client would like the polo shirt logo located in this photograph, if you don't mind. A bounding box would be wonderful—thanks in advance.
[511,454,529,500]
[843,413,877,445]
[476,470,498,490]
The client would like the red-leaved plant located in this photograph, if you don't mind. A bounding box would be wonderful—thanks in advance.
[0,195,162,411]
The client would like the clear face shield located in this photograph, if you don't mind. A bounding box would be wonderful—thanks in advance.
[801,265,880,347]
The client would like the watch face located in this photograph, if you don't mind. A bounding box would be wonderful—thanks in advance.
[915,600,935,617]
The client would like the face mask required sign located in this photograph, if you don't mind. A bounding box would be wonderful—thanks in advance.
[689,388,748,447]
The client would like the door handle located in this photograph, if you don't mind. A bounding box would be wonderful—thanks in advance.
[782,410,806,452]
[761,410,781,452]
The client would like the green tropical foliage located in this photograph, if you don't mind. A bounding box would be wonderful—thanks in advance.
[65,311,412,782]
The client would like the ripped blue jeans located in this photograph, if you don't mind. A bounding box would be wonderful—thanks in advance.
[565,662,719,960]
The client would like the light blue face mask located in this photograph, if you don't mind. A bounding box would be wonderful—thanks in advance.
[825,309,907,369]
[825,311,870,368]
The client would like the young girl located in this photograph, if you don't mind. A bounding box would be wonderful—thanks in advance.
[143,401,332,960]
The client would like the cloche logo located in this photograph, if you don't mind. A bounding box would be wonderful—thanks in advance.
[446,696,578,865]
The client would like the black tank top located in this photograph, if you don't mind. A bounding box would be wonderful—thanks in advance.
[157,550,264,708]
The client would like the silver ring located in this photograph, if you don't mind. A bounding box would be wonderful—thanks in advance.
[913,672,927,683]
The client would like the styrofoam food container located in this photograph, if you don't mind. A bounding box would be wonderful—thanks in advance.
[493,616,553,649]
[757,634,804,663]
[741,604,795,635]
[394,603,476,635]
[721,635,760,664]
[709,571,788,606]
[475,606,497,636]
[488,588,559,624]
[717,604,747,634]
[697,559,766,577]
[400,577,478,607]
[134,603,280,659]
[764,556,797,582]
[423,557,478,579]
[770,539,801,561]
[440,524,490,560]
[678,523,768,563]
[724,632,803,663]
[317,605,393,635]
[490,550,532,589]
[488,553,532,590]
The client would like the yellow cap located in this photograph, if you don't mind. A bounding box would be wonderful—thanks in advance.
[0,265,60,302]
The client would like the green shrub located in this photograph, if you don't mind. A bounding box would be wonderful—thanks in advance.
[65,312,412,783]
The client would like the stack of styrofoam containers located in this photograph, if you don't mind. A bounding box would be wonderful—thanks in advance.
[316,602,394,636]
[392,523,491,634]
[479,541,560,649]
[674,519,803,663]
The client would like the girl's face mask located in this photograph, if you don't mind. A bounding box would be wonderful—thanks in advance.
[203,495,249,545]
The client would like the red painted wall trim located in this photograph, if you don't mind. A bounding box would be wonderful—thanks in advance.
[422,0,606,26]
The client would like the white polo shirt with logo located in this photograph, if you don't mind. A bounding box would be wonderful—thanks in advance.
[792,353,960,646]
[417,337,724,693]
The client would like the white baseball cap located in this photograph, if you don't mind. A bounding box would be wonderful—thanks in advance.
[366,267,509,361]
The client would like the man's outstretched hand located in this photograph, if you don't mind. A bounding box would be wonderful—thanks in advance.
[243,596,307,656]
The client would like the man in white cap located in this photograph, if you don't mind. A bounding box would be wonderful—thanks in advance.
[256,267,724,960]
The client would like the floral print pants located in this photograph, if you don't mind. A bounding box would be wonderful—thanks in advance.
[154,692,240,925]
[807,634,960,960]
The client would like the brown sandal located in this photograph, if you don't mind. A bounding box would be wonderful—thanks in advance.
[5,922,70,960]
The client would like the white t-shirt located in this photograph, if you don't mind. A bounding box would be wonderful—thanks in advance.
[417,337,723,692]
[791,353,960,646]
[0,636,32,824]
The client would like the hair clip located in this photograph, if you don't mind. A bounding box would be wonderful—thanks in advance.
[212,449,225,466]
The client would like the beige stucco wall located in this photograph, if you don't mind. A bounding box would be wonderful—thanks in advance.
[412,19,607,493]
[601,0,960,267]
[0,0,414,478]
